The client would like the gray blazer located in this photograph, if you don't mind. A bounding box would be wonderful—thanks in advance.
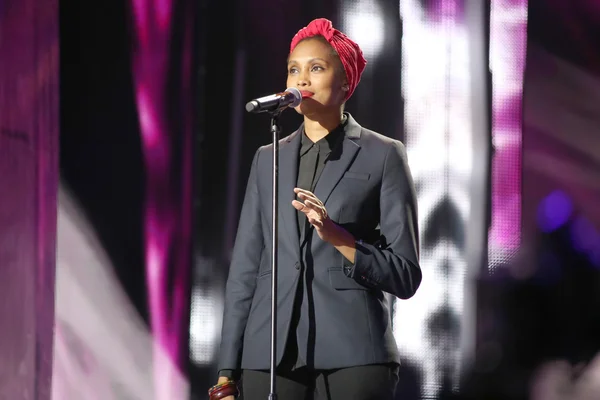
[218,114,421,372]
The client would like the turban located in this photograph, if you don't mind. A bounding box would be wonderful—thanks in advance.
[289,18,367,101]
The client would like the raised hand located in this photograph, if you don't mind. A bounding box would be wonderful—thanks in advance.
[292,188,335,242]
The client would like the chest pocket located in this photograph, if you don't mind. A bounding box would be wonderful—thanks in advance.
[343,171,370,181]
[334,170,378,225]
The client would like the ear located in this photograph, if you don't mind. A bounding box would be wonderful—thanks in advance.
[342,83,350,91]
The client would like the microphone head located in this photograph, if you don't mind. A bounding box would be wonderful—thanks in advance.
[245,100,259,113]
[286,87,302,108]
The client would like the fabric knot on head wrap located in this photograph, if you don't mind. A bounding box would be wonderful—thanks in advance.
[289,18,367,101]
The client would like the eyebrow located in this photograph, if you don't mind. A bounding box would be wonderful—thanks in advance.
[287,57,329,66]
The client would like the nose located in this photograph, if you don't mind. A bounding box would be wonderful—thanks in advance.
[296,69,310,87]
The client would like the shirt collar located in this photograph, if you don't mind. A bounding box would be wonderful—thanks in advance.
[299,113,348,157]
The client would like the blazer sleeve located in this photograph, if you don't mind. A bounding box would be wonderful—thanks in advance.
[345,140,422,299]
[217,148,264,372]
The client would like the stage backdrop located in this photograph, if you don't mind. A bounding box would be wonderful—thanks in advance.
[462,1,600,399]
[0,0,59,399]
[57,0,198,398]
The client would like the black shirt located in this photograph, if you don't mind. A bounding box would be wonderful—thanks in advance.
[295,117,346,237]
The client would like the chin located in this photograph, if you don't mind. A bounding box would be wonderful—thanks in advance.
[293,105,305,115]
[295,99,324,116]
[293,104,311,116]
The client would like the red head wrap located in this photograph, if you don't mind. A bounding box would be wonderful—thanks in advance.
[289,18,367,101]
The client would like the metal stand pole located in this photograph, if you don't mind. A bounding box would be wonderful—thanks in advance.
[268,112,281,400]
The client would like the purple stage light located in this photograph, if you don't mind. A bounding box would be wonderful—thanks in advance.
[570,216,600,255]
[536,190,573,233]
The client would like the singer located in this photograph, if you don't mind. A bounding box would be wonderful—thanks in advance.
[213,18,421,400]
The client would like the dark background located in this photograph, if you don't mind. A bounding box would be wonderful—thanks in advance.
[60,0,148,321]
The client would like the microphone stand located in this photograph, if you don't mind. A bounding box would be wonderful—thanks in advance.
[268,111,281,400]
[246,91,300,399]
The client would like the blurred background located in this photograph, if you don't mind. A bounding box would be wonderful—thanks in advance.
[1,0,599,399]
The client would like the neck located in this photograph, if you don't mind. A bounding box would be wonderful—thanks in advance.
[303,110,344,142]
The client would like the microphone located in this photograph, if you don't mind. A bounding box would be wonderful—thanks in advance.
[245,87,302,113]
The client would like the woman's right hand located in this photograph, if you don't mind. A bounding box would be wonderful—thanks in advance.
[210,377,236,400]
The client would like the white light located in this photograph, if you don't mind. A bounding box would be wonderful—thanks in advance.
[396,0,475,397]
[188,255,224,366]
[342,1,385,59]
[189,286,222,365]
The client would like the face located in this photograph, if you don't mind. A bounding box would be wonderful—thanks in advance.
[286,38,348,116]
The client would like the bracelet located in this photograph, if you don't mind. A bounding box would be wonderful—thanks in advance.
[208,380,239,399]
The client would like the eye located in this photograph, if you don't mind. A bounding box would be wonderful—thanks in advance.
[288,67,299,75]
[311,65,324,72]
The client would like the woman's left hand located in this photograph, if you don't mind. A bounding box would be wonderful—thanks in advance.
[292,188,339,243]
[292,187,357,263]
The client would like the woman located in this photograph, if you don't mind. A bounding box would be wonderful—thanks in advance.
[209,18,421,400]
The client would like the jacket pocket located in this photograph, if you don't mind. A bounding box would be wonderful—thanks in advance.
[257,269,272,279]
[328,266,369,290]
[343,171,370,180]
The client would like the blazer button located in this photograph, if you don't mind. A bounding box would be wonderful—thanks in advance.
[295,262,300,270]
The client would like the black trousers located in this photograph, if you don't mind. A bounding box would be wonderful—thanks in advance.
[241,364,399,400]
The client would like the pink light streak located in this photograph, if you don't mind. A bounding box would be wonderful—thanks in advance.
[128,0,194,398]
[489,0,528,268]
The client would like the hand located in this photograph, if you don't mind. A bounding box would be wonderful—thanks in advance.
[292,188,357,263]
[219,377,235,400]
[209,377,236,400]
[292,188,338,242]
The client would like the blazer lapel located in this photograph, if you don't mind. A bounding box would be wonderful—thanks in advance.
[312,115,362,208]
[279,127,302,256]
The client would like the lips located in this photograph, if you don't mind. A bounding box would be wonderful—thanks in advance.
[300,90,314,98]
